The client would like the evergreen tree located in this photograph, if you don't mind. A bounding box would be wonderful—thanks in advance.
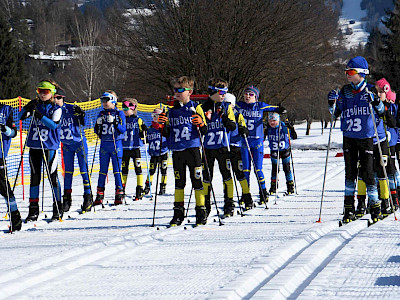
[0,13,29,99]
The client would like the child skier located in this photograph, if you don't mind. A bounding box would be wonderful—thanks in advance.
[144,107,168,196]
[121,98,147,201]
[0,102,22,231]
[236,85,284,204]
[19,80,63,222]
[327,56,385,224]
[55,88,93,213]
[93,91,126,206]
[157,76,208,226]
[224,93,253,210]
[266,112,294,195]
[201,78,236,217]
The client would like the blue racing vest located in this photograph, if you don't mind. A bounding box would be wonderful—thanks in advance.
[123,115,143,149]
[147,126,168,156]
[60,103,85,145]
[267,122,290,151]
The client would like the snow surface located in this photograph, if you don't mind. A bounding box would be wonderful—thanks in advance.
[339,0,370,49]
[1,122,400,299]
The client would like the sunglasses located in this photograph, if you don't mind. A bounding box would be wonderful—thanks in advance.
[173,87,192,93]
[122,101,136,111]
[345,69,358,76]
[55,96,64,100]
[208,85,228,96]
[244,92,256,97]
[37,88,52,95]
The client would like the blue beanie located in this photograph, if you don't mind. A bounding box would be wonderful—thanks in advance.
[244,86,260,99]
[346,56,369,78]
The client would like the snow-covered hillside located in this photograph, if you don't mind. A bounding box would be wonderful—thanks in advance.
[1,122,400,299]
[339,0,370,49]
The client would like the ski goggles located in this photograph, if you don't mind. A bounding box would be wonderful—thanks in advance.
[122,101,136,111]
[55,95,65,100]
[37,88,52,95]
[173,87,192,93]
[208,85,228,95]
[344,68,369,76]
[100,93,117,104]
[244,92,256,97]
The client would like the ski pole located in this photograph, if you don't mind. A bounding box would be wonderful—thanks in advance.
[34,117,62,221]
[243,136,269,209]
[317,100,336,223]
[190,106,223,225]
[287,130,297,194]
[151,105,168,226]
[12,117,34,193]
[185,186,193,218]
[223,127,243,216]
[274,123,281,205]
[368,100,397,220]
[0,130,13,232]
[143,131,153,200]
[89,135,99,178]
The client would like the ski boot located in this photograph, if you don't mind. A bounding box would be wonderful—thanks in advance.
[159,183,166,195]
[370,203,383,224]
[62,192,72,212]
[10,210,22,232]
[269,180,277,195]
[195,206,207,226]
[135,186,144,201]
[25,199,39,223]
[94,187,105,206]
[286,180,295,195]
[258,189,269,205]
[51,201,63,221]
[381,198,392,217]
[223,198,235,218]
[391,189,399,210]
[169,202,185,226]
[114,189,125,205]
[144,181,151,195]
[355,195,366,218]
[342,195,356,224]
[242,193,253,211]
[81,194,93,213]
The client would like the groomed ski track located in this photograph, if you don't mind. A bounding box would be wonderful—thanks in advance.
[1,125,400,299]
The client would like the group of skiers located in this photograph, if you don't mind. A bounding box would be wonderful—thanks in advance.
[1,76,297,232]
[328,55,400,224]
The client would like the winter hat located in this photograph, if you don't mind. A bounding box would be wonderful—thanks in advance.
[244,86,260,99]
[346,56,369,78]
[37,81,56,95]
[224,93,236,106]
[268,112,280,122]
[376,78,396,102]
[55,88,66,98]
[100,92,117,105]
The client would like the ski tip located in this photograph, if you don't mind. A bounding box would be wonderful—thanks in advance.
[184,226,187,230]
[156,227,160,230]
[338,220,343,227]
[213,219,217,222]
[44,214,48,218]
[187,219,191,223]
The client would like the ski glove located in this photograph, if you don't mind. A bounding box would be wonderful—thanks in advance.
[73,105,85,117]
[366,88,380,106]
[113,115,122,126]
[191,114,204,127]
[157,113,168,124]
[96,117,103,125]
[34,110,44,120]
[24,99,38,113]
[141,123,148,132]
[215,103,225,117]
[278,104,287,114]
[0,124,6,132]
[327,90,339,106]
[238,125,249,137]
[106,114,115,123]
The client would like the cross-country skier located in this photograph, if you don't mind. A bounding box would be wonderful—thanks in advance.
[19,80,63,222]
[54,88,93,213]
[265,112,294,195]
[157,76,208,226]
[0,102,22,231]
[201,78,236,218]
[223,93,253,210]
[93,91,126,206]
[144,107,169,196]
[235,85,284,204]
[327,56,385,224]
[121,98,147,201]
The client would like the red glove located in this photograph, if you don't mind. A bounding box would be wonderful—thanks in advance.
[191,114,204,127]
[157,112,168,124]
